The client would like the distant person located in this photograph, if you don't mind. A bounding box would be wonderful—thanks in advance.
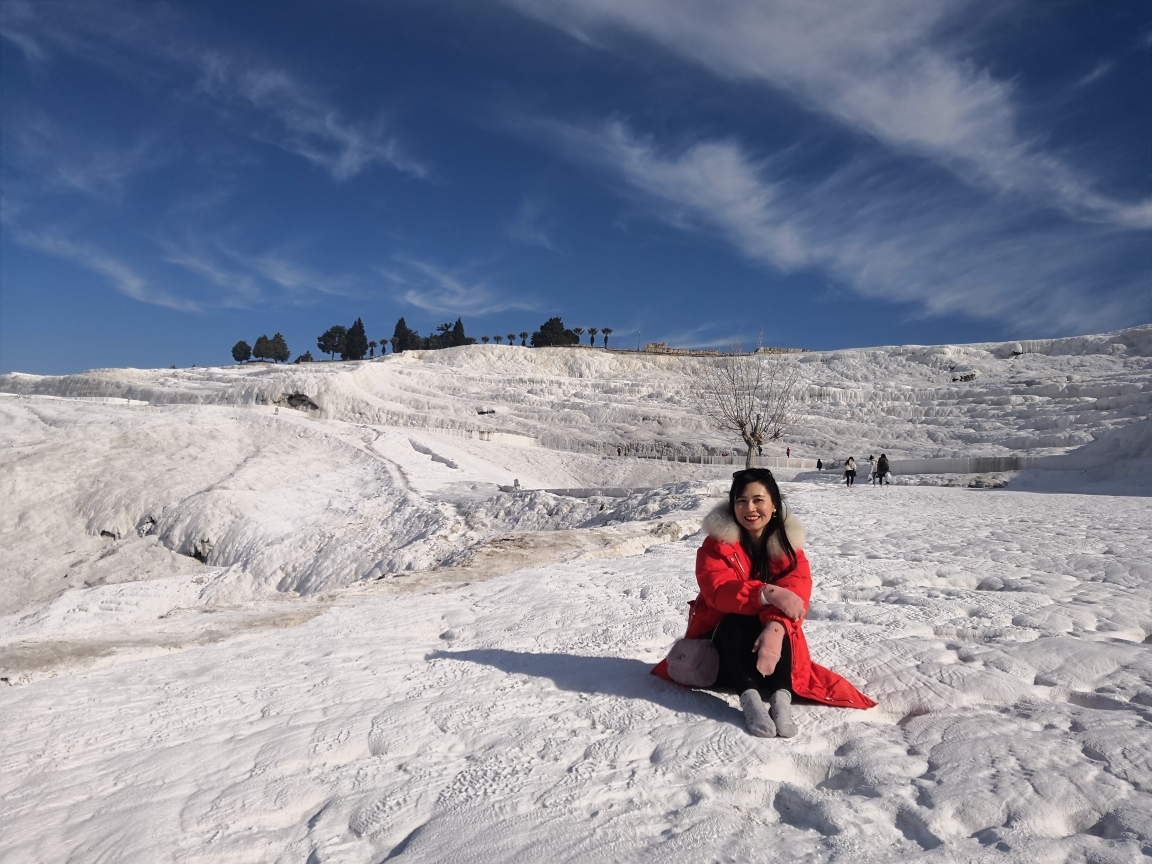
[652,468,875,737]
[867,455,876,485]
[845,457,857,487]
[617,446,621,457]
[758,445,763,457]
[817,459,823,472]
[876,454,890,488]
[786,447,791,458]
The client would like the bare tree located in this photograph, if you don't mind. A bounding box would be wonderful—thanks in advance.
[694,342,802,469]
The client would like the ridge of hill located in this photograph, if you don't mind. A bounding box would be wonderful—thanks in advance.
[4,325,1150,460]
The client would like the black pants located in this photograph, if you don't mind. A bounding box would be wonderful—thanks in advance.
[710,613,793,698]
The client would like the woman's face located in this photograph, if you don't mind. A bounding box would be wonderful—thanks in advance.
[734,481,775,540]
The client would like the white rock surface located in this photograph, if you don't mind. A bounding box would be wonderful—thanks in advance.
[3,323,1150,461]
[1,327,1151,863]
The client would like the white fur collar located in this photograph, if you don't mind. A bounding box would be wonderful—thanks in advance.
[701,502,805,555]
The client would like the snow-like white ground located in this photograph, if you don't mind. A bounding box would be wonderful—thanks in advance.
[2,328,1151,862]
[3,324,1151,461]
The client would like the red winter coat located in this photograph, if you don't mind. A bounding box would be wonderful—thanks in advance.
[652,504,876,710]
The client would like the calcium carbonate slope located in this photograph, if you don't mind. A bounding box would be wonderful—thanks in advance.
[1,327,1151,862]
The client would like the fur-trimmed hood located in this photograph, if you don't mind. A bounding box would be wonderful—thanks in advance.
[701,502,805,557]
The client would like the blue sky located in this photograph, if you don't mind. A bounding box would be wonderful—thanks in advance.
[2,0,1149,374]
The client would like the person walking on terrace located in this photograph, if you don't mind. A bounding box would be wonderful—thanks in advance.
[876,453,891,488]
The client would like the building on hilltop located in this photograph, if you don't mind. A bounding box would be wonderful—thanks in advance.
[754,346,807,355]
[643,342,720,356]
[641,342,806,356]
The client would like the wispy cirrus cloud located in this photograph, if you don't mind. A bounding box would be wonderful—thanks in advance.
[12,116,167,200]
[159,245,261,306]
[2,0,425,182]
[18,232,200,312]
[381,258,539,316]
[194,57,427,181]
[1075,60,1116,89]
[506,200,559,250]
[234,249,357,298]
[534,119,807,266]
[0,5,47,62]
[159,239,360,306]
[531,118,1148,333]
[504,0,1152,230]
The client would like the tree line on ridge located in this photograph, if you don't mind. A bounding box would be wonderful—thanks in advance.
[231,317,613,364]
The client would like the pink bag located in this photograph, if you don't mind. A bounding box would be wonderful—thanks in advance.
[666,637,720,687]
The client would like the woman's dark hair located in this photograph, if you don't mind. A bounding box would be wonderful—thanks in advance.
[728,468,797,579]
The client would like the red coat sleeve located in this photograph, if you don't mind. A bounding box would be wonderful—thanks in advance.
[695,541,764,615]
[759,549,812,626]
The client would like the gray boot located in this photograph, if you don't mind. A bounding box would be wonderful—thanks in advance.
[768,690,797,738]
[740,689,776,738]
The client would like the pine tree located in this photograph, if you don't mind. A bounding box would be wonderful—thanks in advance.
[451,318,467,347]
[343,318,368,360]
[531,318,579,347]
[271,332,290,362]
[294,351,314,363]
[231,341,252,363]
[253,335,272,362]
[392,318,422,352]
[317,326,347,360]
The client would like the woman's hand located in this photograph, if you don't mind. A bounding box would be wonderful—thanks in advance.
[759,584,804,620]
[752,621,786,676]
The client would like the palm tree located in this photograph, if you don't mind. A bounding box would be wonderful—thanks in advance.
[481,335,490,344]
[588,327,598,346]
[573,327,585,343]
[602,327,613,348]
[368,340,378,358]
[493,335,503,343]
[379,338,388,355]
[519,331,529,346]
[507,333,516,344]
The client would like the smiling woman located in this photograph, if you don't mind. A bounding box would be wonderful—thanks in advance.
[653,468,874,738]
[1,0,1148,376]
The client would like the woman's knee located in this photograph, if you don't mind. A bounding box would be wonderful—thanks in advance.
[713,614,761,653]
[716,613,761,639]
